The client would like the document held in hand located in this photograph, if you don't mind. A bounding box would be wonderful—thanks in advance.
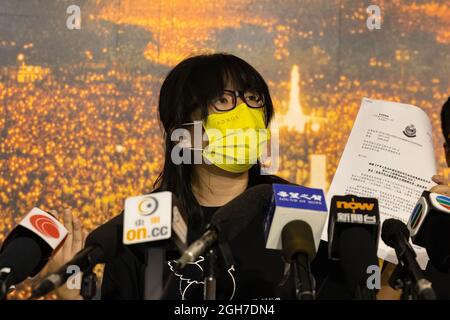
[321,97,437,268]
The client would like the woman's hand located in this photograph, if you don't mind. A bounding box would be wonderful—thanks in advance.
[430,175,450,196]
[39,209,87,300]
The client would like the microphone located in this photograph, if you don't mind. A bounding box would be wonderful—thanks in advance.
[33,191,188,300]
[264,184,328,252]
[30,213,123,299]
[281,220,316,300]
[264,183,328,300]
[407,191,450,273]
[381,218,436,300]
[327,195,380,299]
[122,191,188,300]
[0,208,68,299]
[338,227,379,299]
[176,184,273,269]
[122,191,187,252]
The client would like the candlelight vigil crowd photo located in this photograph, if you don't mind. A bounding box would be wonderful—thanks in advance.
[0,0,449,317]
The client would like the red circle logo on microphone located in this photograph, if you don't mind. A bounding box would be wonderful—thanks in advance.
[30,214,60,238]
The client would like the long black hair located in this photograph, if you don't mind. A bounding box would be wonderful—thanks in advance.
[154,53,275,238]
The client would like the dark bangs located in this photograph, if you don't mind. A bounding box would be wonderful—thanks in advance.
[190,54,274,124]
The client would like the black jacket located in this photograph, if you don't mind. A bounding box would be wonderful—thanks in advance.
[101,174,349,300]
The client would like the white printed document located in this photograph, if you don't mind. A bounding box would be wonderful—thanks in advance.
[321,98,437,268]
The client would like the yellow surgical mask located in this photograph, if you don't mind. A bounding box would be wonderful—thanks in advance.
[202,102,271,173]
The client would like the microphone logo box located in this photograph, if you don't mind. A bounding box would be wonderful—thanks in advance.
[18,208,68,249]
[123,192,173,245]
[407,191,450,245]
[265,184,328,251]
[328,195,380,260]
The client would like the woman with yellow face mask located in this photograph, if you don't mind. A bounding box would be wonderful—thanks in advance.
[100,53,345,300]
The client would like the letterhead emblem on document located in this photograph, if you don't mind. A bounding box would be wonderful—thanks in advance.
[403,124,417,138]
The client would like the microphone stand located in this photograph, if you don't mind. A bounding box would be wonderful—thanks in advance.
[203,248,218,300]
[202,242,235,300]
[143,245,165,300]
[292,253,315,300]
[389,264,417,300]
[0,268,13,300]
[354,284,377,300]
[80,266,97,300]
[389,263,435,300]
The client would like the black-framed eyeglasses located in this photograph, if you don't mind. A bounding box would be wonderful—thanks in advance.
[209,89,265,112]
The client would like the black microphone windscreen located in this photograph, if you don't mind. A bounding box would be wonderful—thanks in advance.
[381,218,409,248]
[85,213,123,262]
[281,220,316,263]
[211,184,273,241]
[339,226,379,288]
[0,237,43,284]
